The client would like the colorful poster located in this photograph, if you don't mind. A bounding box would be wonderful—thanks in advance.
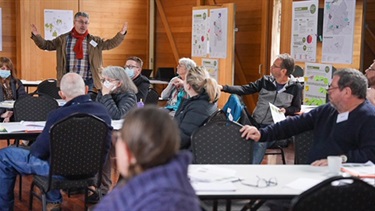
[291,0,318,62]
[202,59,219,81]
[192,9,209,57]
[322,0,356,64]
[44,9,73,40]
[209,8,228,58]
[304,63,332,106]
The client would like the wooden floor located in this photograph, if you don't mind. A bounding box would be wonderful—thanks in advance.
[1,140,295,211]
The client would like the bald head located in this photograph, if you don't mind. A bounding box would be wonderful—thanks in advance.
[59,73,86,100]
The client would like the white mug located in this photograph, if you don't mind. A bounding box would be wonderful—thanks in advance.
[327,156,342,175]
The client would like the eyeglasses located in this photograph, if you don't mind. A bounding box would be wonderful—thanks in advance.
[76,20,89,25]
[177,64,185,68]
[124,65,140,69]
[367,67,375,71]
[327,84,340,91]
[271,64,282,69]
[240,176,277,188]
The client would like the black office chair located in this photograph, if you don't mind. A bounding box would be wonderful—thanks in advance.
[290,176,375,211]
[32,79,61,99]
[294,130,314,164]
[13,94,59,200]
[144,88,159,105]
[191,119,253,211]
[29,113,110,211]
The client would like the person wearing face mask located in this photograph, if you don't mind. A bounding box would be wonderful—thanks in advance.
[124,56,150,102]
[0,57,27,122]
[91,66,138,203]
[31,12,128,91]
[174,66,221,150]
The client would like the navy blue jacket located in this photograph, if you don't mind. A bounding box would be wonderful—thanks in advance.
[260,101,375,163]
[30,95,112,160]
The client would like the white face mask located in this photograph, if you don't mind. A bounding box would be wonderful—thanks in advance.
[0,70,11,79]
[103,80,117,91]
[125,67,135,79]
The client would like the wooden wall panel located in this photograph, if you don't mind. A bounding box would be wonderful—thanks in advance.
[0,0,17,73]
[9,0,148,81]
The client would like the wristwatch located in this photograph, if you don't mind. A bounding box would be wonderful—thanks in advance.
[340,155,348,163]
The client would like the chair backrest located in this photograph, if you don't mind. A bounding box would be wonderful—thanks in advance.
[155,67,176,81]
[290,176,375,211]
[48,113,109,185]
[292,65,304,77]
[13,95,59,121]
[144,88,159,105]
[294,130,314,164]
[191,120,253,164]
[35,79,61,99]
[141,68,153,79]
[205,109,227,124]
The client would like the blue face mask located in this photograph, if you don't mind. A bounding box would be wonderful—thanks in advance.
[125,67,135,79]
[0,70,11,79]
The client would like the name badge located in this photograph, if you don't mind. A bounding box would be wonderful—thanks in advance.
[336,111,349,123]
[89,40,98,47]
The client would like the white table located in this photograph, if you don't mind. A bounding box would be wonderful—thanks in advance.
[149,79,169,85]
[190,164,330,200]
[20,80,42,92]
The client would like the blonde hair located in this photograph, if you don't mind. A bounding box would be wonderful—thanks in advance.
[185,66,220,103]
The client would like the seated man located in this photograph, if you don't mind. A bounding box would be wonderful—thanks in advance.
[241,68,375,165]
[124,56,150,102]
[0,73,112,210]
[365,59,375,105]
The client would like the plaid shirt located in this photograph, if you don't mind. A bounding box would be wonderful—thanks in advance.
[66,35,92,80]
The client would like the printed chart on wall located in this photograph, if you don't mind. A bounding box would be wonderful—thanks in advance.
[291,0,318,62]
[304,63,332,106]
[192,9,209,57]
[322,0,356,64]
[209,8,228,58]
[44,9,73,40]
[0,8,2,51]
[202,59,219,81]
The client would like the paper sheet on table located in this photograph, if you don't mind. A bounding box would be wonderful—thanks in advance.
[284,178,321,190]
[189,165,238,183]
[269,102,286,123]
[341,161,375,178]
[1,122,45,133]
[191,181,236,192]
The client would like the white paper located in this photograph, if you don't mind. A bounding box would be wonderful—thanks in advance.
[284,178,321,190]
[322,0,356,64]
[44,9,73,40]
[191,181,236,192]
[202,59,219,81]
[192,9,209,57]
[304,63,332,106]
[189,165,238,183]
[269,103,286,123]
[209,8,228,58]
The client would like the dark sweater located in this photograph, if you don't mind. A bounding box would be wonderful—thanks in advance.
[94,152,201,211]
[259,101,375,163]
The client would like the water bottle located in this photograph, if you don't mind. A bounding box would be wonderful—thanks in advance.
[137,99,144,108]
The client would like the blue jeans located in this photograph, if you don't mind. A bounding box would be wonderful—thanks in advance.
[252,141,275,164]
[0,147,62,210]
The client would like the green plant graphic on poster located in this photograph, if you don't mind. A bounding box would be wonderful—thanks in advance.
[303,63,332,106]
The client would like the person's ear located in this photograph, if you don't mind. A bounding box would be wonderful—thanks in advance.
[58,90,66,100]
[85,85,89,94]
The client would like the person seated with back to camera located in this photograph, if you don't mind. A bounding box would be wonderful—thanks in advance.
[93,106,201,211]
[174,66,221,150]
[0,57,28,122]
[161,58,196,116]
[96,66,138,120]
[0,73,112,211]
[124,56,150,102]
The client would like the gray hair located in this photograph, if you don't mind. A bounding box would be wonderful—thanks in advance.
[334,68,367,99]
[179,58,196,71]
[74,12,90,20]
[60,73,86,98]
[102,66,138,94]
[277,53,295,76]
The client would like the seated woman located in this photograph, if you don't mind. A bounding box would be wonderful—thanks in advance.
[94,107,201,211]
[0,57,27,122]
[96,66,137,120]
[174,66,221,150]
[160,58,196,116]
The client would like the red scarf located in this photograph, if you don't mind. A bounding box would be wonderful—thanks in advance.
[71,28,89,59]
